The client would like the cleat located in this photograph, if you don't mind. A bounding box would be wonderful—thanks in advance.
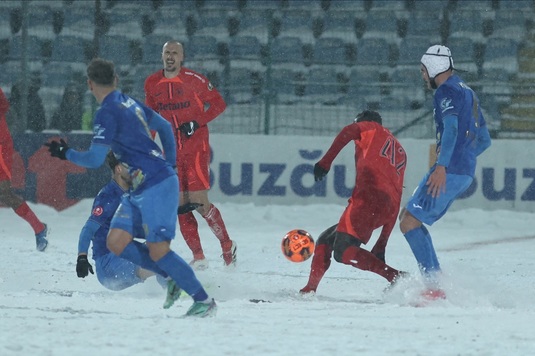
[189,258,209,271]
[35,224,49,252]
[184,298,217,318]
[163,279,183,309]
[421,288,446,301]
[222,240,237,266]
[384,271,410,294]
[299,286,316,295]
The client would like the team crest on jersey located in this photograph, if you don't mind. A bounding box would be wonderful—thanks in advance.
[440,97,453,113]
[208,82,213,91]
[92,206,103,216]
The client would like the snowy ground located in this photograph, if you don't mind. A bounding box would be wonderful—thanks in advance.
[1,201,535,355]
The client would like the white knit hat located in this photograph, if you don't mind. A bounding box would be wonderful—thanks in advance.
[421,45,454,79]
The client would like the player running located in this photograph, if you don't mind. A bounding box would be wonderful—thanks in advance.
[300,110,407,294]
[46,58,216,317]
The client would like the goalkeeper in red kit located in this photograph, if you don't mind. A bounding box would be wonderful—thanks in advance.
[300,110,407,294]
[144,41,236,270]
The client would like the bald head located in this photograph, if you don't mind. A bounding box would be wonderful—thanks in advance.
[162,41,184,77]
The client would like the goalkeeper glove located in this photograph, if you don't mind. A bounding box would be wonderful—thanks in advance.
[76,254,94,278]
[178,202,203,215]
[314,163,329,182]
[179,121,199,137]
[44,139,69,160]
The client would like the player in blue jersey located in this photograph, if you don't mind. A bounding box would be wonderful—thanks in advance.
[399,45,492,300]
[45,58,216,317]
[76,151,167,290]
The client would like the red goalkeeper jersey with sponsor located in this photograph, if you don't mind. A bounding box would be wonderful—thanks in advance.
[0,88,13,147]
[318,121,407,205]
[144,67,226,155]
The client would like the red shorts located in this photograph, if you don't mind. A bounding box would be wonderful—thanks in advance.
[336,191,398,244]
[0,142,13,182]
[176,149,211,192]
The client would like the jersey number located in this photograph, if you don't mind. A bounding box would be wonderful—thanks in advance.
[380,137,406,175]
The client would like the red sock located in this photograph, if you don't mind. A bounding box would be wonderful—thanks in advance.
[341,246,399,282]
[203,204,232,252]
[178,212,204,260]
[14,202,44,234]
[302,244,332,292]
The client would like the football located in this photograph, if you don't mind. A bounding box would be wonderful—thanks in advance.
[281,229,315,262]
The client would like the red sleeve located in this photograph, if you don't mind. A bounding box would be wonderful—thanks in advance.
[144,73,159,111]
[192,77,226,126]
[318,123,361,170]
[0,88,9,116]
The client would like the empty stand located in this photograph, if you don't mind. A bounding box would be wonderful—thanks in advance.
[313,37,351,66]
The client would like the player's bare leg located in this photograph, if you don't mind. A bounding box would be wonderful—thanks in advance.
[0,180,48,251]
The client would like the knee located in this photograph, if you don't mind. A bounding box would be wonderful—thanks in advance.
[399,211,421,234]
[106,231,130,255]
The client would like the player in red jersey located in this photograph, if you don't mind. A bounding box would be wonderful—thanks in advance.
[0,87,48,251]
[300,110,407,294]
[144,41,236,269]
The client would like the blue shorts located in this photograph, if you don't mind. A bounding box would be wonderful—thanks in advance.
[111,175,179,242]
[406,171,473,226]
[95,253,143,291]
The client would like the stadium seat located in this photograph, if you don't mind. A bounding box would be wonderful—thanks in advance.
[224,66,256,104]
[357,38,390,67]
[320,12,357,41]
[490,9,527,41]
[446,37,478,73]
[303,67,343,104]
[312,37,351,66]
[276,10,316,42]
[405,11,443,42]
[270,36,305,65]
[389,67,426,107]
[50,35,89,63]
[270,67,300,104]
[481,37,519,74]
[228,35,262,61]
[327,0,365,11]
[100,35,132,66]
[42,62,73,89]
[447,10,484,42]
[8,35,43,60]
[194,10,231,39]
[236,10,272,43]
[362,10,399,41]
[187,35,220,61]
[344,68,383,106]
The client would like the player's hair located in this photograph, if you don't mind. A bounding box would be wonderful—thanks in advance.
[355,110,382,125]
[87,58,116,86]
[105,151,120,171]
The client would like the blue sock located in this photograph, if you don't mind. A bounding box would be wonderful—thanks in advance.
[420,225,440,270]
[404,226,441,274]
[120,241,168,277]
[156,251,209,302]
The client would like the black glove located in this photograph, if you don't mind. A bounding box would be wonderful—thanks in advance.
[178,202,203,215]
[76,254,94,278]
[44,139,69,160]
[314,163,329,181]
[178,121,199,137]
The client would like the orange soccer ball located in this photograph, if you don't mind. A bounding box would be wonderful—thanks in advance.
[281,229,315,263]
